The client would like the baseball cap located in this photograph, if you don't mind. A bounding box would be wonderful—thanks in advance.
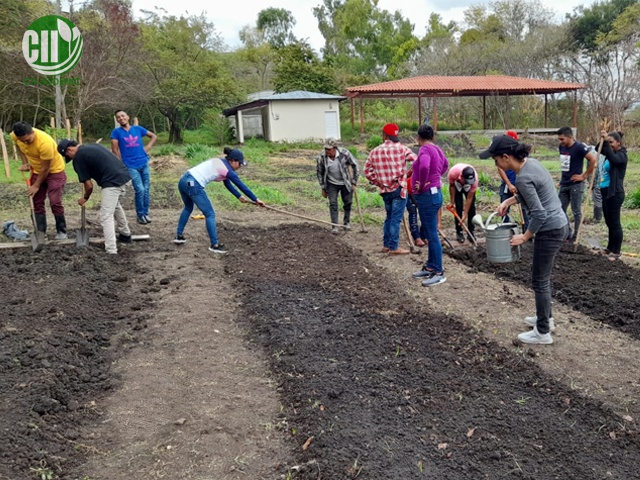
[57,139,74,162]
[462,166,476,185]
[227,149,247,166]
[478,135,519,159]
[324,137,338,149]
[382,123,400,142]
[505,130,519,140]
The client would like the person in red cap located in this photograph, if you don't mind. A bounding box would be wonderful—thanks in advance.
[364,123,417,254]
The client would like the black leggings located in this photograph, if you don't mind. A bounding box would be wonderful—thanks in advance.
[600,187,625,254]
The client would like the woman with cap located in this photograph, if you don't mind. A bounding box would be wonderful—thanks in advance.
[480,135,569,345]
[598,129,628,261]
[447,163,478,243]
[174,147,265,253]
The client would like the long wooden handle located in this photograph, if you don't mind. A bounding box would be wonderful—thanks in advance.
[401,214,415,248]
[262,204,343,228]
[447,205,477,246]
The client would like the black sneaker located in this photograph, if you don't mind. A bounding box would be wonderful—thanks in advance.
[173,235,186,244]
[208,244,227,254]
[456,232,465,243]
[137,215,148,225]
[117,233,132,243]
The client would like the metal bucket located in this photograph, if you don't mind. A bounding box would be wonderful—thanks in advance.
[483,213,521,263]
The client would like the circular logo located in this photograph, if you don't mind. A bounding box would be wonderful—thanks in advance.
[22,15,83,76]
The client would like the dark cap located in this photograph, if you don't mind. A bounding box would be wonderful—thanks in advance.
[227,149,246,166]
[57,139,74,162]
[382,123,400,142]
[478,135,519,159]
[462,166,476,185]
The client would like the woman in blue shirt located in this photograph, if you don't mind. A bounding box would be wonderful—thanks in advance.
[174,148,265,253]
[599,130,628,261]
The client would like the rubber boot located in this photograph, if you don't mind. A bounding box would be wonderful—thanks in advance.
[593,206,603,223]
[34,214,47,234]
[54,215,68,240]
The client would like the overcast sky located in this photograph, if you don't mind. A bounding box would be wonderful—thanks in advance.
[130,0,594,52]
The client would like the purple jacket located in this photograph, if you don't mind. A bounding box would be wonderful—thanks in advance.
[411,143,449,194]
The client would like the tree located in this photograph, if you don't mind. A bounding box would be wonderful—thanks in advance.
[272,41,338,94]
[140,12,244,142]
[256,8,297,49]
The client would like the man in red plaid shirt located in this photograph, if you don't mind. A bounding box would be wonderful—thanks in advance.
[364,123,417,254]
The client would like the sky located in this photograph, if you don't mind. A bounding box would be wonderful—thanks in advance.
[130,0,595,52]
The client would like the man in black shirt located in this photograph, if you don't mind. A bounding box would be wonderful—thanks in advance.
[57,140,133,254]
[556,126,597,241]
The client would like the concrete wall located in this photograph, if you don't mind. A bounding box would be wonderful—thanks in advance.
[267,100,341,142]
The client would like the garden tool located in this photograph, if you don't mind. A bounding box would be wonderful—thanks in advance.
[586,237,638,257]
[258,203,343,228]
[401,214,420,254]
[75,205,90,247]
[21,172,45,252]
[516,203,526,234]
[438,230,454,249]
[471,214,485,230]
[349,167,367,233]
[574,118,610,252]
[446,204,478,246]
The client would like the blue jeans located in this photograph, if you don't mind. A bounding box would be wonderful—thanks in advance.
[558,183,584,238]
[414,189,444,273]
[532,225,569,334]
[406,196,423,240]
[381,187,407,250]
[128,164,151,217]
[177,173,218,246]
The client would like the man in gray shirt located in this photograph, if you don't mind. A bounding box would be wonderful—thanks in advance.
[316,138,359,234]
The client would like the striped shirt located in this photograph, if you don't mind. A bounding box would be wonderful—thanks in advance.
[364,140,417,195]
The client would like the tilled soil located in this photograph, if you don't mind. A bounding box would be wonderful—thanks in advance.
[2,214,640,479]
[448,243,640,339]
[224,224,640,479]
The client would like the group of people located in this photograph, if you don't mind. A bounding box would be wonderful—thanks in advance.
[321,123,627,345]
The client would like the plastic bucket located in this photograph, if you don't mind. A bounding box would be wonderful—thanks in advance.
[484,213,521,263]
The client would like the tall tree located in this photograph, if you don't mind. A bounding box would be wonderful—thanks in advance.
[256,8,297,49]
[272,41,338,94]
[140,12,243,142]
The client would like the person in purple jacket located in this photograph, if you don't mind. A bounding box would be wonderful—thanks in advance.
[111,110,157,225]
[173,147,265,254]
[411,124,450,287]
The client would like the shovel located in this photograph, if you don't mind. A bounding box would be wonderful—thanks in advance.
[446,204,478,246]
[401,214,420,254]
[587,237,638,258]
[76,205,90,247]
[22,173,45,252]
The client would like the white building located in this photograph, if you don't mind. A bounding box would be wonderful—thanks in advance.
[223,91,346,143]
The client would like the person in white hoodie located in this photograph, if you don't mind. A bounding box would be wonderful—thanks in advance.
[173,147,265,253]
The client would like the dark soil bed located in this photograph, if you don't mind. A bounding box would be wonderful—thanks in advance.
[225,224,640,479]
[447,243,640,339]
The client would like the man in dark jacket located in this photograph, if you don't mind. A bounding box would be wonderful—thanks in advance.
[316,138,358,234]
[57,140,133,254]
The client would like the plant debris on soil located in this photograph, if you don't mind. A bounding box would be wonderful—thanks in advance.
[2,219,640,479]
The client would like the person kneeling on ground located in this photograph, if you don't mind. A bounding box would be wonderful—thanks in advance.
[174,147,265,254]
[480,135,569,345]
[58,139,133,255]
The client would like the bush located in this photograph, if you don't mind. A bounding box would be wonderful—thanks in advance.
[185,143,207,159]
[625,186,640,209]
[367,135,382,150]
[202,108,234,146]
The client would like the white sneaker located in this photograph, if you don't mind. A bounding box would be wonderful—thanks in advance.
[518,327,553,345]
[524,316,555,331]
[55,232,68,240]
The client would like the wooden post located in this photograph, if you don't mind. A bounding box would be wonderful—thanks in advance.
[483,96,487,130]
[77,121,82,144]
[65,118,71,139]
[50,117,56,141]
[573,91,578,129]
[544,94,548,128]
[505,94,510,130]
[359,96,364,134]
[0,128,10,178]
[418,94,422,125]
[133,117,139,126]
[350,97,354,130]
[13,142,18,160]
[433,97,438,131]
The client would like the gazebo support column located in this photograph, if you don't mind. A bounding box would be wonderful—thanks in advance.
[544,94,548,128]
[418,94,422,125]
[359,96,364,134]
[506,94,510,130]
[350,97,355,130]
[236,110,244,144]
[433,97,437,131]
[483,96,487,130]
[573,91,578,128]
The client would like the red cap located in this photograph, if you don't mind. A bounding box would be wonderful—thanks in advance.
[505,130,518,140]
[382,123,400,141]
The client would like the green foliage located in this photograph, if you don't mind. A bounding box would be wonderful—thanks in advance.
[478,171,498,188]
[568,0,636,51]
[155,144,178,156]
[257,8,297,49]
[272,41,338,93]
[244,182,293,204]
[625,186,640,209]
[201,108,234,146]
[366,135,382,150]
[353,187,383,208]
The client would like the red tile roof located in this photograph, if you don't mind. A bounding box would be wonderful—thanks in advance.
[345,75,584,97]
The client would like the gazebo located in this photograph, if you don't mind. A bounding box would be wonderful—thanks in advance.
[344,75,585,133]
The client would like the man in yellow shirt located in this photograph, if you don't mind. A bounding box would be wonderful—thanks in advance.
[11,121,68,240]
